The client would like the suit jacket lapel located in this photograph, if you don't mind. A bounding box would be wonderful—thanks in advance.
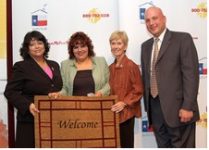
[146,40,154,76]
[156,30,172,63]
[46,60,57,81]
[28,58,53,81]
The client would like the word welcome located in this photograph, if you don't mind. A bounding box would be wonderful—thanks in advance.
[57,119,99,129]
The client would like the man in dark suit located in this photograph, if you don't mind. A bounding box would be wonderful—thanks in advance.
[141,6,199,147]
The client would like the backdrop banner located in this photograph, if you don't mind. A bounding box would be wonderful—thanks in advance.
[34,95,120,148]
[10,0,207,147]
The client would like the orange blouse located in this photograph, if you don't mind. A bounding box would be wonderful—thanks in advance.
[109,55,144,123]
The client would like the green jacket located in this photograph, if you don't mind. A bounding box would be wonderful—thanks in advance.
[60,56,110,96]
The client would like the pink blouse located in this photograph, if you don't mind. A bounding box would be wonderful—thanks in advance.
[43,66,53,79]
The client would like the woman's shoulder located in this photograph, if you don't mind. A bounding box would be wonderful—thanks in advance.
[109,63,115,70]
[46,60,61,69]
[61,58,71,64]
[47,59,59,65]
[13,60,28,68]
[125,57,138,68]
[92,56,107,63]
[14,60,24,65]
[12,60,32,72]
[61,58,75,67]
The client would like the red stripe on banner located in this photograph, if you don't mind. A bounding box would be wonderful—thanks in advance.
[203,69,207,74]
[38,20,47,26]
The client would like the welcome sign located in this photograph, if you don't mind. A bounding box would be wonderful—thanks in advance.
[34,96,120,148]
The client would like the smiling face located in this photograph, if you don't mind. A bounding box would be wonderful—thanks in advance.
[109,31,128,59]
[73,43,89,62]
[110,39,126,58]
[28,38,45,59]
[68,32,95,59]
[145,7,166,37]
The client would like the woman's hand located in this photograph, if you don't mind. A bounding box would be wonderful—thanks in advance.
[29,103,39,116]
[48,92,61,99]
[95,91,102,97]
[111,101,127,113]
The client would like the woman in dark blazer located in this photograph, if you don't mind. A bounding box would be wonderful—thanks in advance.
[4,31,63,148]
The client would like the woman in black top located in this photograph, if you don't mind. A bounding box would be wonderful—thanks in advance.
[73,70,95,96]
[49,31,110,98]
[4,31,63,148]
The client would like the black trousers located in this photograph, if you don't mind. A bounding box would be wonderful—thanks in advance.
[120,117,135,148]
[15,122,35,148]
[150,96,196,148]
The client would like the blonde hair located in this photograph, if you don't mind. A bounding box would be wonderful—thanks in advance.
[109,31,129,47]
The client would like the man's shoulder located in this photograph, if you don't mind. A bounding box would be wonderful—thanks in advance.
[170,30,192,38]
[141,38,153,48]
[143,37,153,43]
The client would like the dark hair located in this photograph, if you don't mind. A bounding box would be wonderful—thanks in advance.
[68,31,95,59]
[20,30,50,59]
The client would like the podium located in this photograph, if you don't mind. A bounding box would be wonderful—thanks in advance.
[34,96,120,148]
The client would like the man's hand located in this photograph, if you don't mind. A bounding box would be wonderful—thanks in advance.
[179,109,193,123]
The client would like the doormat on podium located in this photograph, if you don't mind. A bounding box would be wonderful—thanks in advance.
[34,96,120,148]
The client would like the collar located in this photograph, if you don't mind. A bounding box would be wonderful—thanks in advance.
[114,55,128,68]
[153,28,167,42]
[69,57,96,67]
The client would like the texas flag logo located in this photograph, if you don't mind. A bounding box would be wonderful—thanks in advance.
[142,119,153,132]
[199,57,207,75]
[31,5,48,27]
[32,15,47,26]
[138,1,154,22]
[199,63,207,75]
[139,8,146,20]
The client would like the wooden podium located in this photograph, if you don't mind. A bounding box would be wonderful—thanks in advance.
[34,96,120,148]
